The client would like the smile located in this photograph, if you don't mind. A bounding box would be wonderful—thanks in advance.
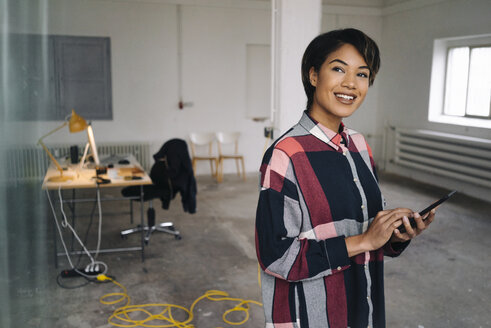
[335,93,356,101]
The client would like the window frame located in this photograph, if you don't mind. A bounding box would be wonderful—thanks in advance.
[2,34,112,121]
[428,34,491,129]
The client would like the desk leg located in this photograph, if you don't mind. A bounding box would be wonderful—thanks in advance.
[70,189,76,251]
[130,200,134,225]
[46,190,59,268]
[140,185,145,262]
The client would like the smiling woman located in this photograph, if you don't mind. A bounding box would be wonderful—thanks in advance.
[255,28,436,328]
[308,43,370,132]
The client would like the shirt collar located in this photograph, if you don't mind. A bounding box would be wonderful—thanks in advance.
[298,111,350,151]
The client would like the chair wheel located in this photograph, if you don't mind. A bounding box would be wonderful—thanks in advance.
[175,235,182,240]
[121,234,127,240]
[144,240,149,245]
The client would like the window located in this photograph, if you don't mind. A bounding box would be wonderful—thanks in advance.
[1,34,112,121]
[428,34,491,129]
[444,46,491,118]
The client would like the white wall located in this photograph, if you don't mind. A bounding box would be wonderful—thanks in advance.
[378,0,491,139]
[3,0,271,175]
[378,0,491,200]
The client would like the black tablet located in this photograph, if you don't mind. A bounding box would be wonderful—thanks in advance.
[397,190,457,234]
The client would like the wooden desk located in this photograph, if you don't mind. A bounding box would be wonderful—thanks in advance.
[43,155,152,267]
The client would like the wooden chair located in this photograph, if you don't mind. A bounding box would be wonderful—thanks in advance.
[189,132,218,179]
[215,132,245,183]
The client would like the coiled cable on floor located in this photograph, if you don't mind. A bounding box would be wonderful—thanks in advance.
[98,275,262,327]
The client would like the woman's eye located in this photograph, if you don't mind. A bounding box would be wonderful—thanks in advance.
[358,72,369,78]
[332,67,344,73]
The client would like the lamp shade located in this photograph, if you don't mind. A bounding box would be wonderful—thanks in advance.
[68,109,87,133]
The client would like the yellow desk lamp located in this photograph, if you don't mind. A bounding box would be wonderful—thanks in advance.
[38,109,88,182]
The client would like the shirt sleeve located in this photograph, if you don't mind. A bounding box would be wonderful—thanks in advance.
[383,239,409,256]
[255,147,350,282]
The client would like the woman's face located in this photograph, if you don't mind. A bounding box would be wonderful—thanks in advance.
[309,43,370,131]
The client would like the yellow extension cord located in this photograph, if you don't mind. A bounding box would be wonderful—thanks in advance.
[97,273,262,328]
[97,178,266,327]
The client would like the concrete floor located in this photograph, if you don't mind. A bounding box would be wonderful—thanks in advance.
[1,172,491,327]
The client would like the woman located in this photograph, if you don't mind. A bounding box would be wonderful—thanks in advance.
[255,28,435,328]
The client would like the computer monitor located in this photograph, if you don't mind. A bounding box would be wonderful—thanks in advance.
[86,123,100,165]
[80,123,100,168]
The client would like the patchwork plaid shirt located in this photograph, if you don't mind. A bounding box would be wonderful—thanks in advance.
[255,112,408,328]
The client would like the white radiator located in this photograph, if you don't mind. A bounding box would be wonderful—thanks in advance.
[393,128,491,188]
[5,142,150,184]
[96,143,151,170]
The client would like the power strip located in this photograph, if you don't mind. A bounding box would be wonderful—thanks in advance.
[60,268,102,278]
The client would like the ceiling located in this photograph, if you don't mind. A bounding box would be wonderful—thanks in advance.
[242,0,414,8]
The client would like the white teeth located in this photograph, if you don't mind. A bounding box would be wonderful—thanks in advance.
[336,94,354,100]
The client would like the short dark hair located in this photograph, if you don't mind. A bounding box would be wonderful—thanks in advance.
[301,28,380,111]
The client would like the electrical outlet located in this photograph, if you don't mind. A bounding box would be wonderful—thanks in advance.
[264,127,274,139]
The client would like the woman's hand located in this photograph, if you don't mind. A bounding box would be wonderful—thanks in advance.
[346,208,413,257]
[391,209,436,243]
[363,208,414,251]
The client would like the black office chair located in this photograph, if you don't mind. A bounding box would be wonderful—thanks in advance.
[120,139,197,244]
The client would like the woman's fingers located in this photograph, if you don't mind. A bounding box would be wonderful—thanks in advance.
[379,208,413,224]
[389,215,415,243]
[392,227,410,241]
[413,212,426,230]
[388,208,438,243]
[384,210,412,228]
[401,216,417,237]
[424,209,436,227]
[365,209,409,250]
[377,209,391,216]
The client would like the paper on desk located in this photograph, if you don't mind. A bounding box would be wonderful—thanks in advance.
[118,167,144,177]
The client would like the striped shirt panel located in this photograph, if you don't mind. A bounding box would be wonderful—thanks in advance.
[255,112,407,328]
